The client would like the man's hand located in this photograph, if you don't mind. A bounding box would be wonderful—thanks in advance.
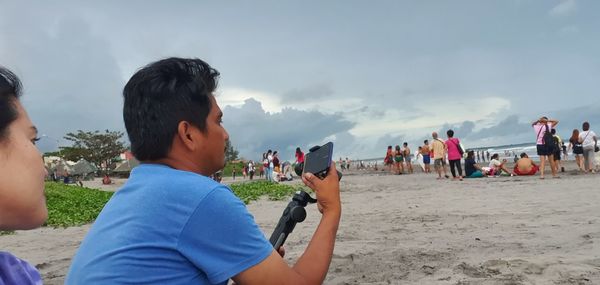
[301,162,341,216]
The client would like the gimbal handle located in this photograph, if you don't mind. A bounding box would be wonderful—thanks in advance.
[269,191,317,249]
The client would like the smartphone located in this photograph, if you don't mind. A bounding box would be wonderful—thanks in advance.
[302,142,334,179]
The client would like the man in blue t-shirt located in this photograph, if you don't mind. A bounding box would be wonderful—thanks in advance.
[66,58,342,284]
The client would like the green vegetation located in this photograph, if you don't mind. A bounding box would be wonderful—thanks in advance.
[230,181,307,204]
[44,182,113,227]
[223,161,245,177]
[33,180,302,229]
[0,230,14,236]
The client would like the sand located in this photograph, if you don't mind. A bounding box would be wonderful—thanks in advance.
[2,161,600,284]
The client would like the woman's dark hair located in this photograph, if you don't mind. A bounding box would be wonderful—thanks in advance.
[0,66,22,141]
[387,145,392,149]
[467,150,474,159]
[296,147,302,154]
[395,145,400,151]
[570,129,580,143]
[491,153,499,160]
[582,122,590,131]
[123,57,220,161]
[446,129,454,138]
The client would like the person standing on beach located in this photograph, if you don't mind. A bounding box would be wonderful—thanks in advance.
[67,57,341,285]
[532,116,559,179]
[568,129,585,171]
[445,129,463,180]
[402,142,413,174]
[267,149,274,181]
[394,145,404,174]
[551,129,565,173]
[431,132,449,179]
[248,160,255,180]
[0,66,47,284]
[578,121,598,173]
[421,140,432,173]
[486,151,490,162]
[476,151,481,163]
[384,145,394,173]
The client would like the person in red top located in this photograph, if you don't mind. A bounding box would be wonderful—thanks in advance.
[295,147,305,165]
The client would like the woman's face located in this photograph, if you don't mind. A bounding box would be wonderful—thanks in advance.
[0,100,48,230]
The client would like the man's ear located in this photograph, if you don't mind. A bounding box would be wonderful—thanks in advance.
[177,121,199,151]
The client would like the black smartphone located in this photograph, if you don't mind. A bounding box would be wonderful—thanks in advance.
[302,142,334,178]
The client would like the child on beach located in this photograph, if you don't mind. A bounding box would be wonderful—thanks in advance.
[0,66,47,284]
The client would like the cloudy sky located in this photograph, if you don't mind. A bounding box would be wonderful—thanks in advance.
[1,0,599,161]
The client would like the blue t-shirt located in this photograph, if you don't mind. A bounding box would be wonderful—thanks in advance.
[66,164,273,284]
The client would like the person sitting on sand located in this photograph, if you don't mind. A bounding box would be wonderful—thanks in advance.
[67,57,341,285]
[464,150,485,178]
[514,153,539,176]
[488,153,515,176]
[0,66,47,284]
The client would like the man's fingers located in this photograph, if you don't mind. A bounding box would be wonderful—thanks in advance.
[302,173,317,189]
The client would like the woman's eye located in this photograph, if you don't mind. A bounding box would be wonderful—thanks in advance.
[32,137,40,145]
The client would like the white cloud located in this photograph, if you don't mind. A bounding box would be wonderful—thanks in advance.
[558,25,580,35]
[549,0,577,17]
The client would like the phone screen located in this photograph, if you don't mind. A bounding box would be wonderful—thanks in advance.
[303,142,333,177]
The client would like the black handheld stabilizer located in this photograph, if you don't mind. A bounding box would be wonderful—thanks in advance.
[269,191,317,249]
[269,143,342,249]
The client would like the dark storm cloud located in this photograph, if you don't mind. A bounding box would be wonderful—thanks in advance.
[222,98,356,161]
[281,82,335,104]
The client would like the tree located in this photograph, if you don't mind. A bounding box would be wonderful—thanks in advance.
[63,130,127,172]
[225,139,239,162]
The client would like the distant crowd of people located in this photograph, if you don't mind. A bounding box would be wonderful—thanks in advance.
[375,117,598,180]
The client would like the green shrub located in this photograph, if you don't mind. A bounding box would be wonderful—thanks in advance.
[44,182,113,227]
[229,181,307,204]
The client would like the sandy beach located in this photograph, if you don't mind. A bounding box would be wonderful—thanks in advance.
[3,162,600,284]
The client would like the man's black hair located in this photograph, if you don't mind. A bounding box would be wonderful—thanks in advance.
[446,129,454,138]
[123,57,220,161]
[551,129,556,135]
[583,122,590,131]
[0,66,22,141]
[424,139,428,144]
[520,152,527,158]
